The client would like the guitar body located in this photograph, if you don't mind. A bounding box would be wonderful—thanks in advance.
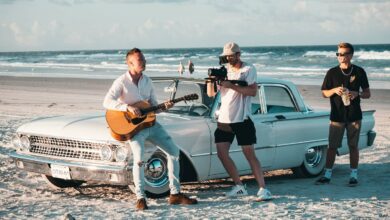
[106,101,156,141]
[105,93,198,141]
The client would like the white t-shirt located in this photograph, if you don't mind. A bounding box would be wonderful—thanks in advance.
[218,62,257,123]
[103,72,158,111]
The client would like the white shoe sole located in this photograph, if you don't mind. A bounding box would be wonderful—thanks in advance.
[255,197,273,202]
[224,193,248,197]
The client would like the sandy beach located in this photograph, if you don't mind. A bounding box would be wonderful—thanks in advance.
[0,76,389,219]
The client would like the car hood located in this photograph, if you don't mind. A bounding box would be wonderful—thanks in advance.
[17,112,195,142]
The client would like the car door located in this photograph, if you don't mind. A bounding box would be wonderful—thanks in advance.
[261,84,307,169]
[208,85,276,178]
[250,85,276,170]
[151,80,213,181]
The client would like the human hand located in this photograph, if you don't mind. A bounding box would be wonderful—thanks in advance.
[206,80,217,97]
[127,105,142,117]
[333,87,343,96]
[162,100,174,110]
[348,91,359,100]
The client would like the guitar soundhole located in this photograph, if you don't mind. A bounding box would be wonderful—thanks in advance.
[131,116,146,125]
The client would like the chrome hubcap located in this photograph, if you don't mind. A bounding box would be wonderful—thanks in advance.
[305,147,323,168]
[144,157,168,187]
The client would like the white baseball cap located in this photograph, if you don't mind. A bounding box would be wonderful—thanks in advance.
[220,42,241,56]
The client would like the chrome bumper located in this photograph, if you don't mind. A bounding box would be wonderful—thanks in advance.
[9,151,132,185]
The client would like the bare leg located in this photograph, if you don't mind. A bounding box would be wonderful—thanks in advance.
[325,148,337,169]
[242,145,265,188]
[216,142,242,185]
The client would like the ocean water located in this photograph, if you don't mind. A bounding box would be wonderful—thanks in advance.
[0,44,389,88]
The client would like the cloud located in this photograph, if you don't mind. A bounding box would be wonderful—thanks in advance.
[5,22,37,46]
[107,0,190,3]
[135,18,176,38]
[48,20,60,30]
[352,2,390,27]
[0,0,32,4]
[319,20,339,33]
[0,20,63,49]
[339,0,389,2]
[9,22,21,35]
[0,0,16,3]
[49,0,94,6]
[108,23,120,35]
[293,1,307,12]
[1,0,389,51]
[48,0,190,5]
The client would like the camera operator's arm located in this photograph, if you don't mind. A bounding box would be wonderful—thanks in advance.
[206,80,217,97]
[220,81,257,97]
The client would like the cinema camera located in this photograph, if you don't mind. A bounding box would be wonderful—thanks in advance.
[205,56,248,87]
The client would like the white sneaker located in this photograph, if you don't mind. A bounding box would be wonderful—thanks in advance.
[224,184,248,197]
[256,188,272,201]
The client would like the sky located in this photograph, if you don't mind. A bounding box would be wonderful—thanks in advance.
[0,0,389,52]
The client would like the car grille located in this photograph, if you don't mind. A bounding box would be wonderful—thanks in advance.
[28,135,118,161]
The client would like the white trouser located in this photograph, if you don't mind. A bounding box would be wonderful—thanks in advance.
[128,122,181,199]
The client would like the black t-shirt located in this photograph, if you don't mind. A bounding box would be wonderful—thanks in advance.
[321,64,369,122]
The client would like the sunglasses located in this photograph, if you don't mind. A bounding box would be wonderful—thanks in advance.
[336,52,352,57]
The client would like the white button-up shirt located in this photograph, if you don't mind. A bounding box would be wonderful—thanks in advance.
[103,72,158,111]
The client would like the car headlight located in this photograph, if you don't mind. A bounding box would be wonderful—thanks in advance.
[12,135,21,149]
[115,146,128,162]
[20,136,30,150]
[100,145,113,161]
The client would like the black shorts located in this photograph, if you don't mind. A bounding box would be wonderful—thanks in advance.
[214,119,257,145]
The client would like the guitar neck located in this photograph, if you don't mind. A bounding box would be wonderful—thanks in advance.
[141,97,187,114]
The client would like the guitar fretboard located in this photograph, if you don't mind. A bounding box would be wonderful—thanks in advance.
[140,94,197,115]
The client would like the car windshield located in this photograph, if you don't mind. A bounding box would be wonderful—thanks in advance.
[152,79,214,117]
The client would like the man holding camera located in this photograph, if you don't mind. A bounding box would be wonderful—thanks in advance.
[207,42,272,201]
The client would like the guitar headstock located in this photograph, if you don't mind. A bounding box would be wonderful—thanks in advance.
[184,93,199,101]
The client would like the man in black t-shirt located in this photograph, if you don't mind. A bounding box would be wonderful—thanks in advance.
[316,42,371,186]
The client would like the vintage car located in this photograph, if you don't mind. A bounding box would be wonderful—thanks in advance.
[9,77,376,197]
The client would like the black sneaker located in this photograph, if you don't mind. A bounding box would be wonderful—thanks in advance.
[315,176,331,185]
[348,177,358,187]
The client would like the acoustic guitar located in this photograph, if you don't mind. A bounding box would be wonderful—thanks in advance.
[106,93,199,141]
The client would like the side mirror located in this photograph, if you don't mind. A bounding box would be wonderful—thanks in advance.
[164,86,176,93]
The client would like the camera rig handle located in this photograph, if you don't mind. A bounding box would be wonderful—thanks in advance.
[205,78,248,87]
[205,78,249,94]
[228,80,248,86]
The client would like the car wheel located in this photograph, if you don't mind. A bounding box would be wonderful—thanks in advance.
[42,174,84,189]
[292,146,327,177]
[128,150,170,198]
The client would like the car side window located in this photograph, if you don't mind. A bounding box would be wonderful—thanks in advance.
[264,86,297,113]
[153,80,175,102]
[175,82,210,116]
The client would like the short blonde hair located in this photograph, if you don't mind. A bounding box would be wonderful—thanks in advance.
[338,42,354,54]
